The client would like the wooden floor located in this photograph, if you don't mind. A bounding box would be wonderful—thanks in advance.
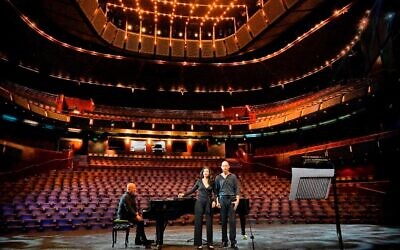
[1,224,400,249]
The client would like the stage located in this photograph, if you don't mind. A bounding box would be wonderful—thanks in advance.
[1,224,400,249]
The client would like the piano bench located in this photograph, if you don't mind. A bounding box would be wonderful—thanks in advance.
[112,219,133,248]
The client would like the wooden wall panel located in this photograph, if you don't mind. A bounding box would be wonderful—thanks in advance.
[343,87,368,102]
[156,37,170,56]
[249,120,269,130]
[91,8,106,34]
[77,0,98,19]
[236,26,252,48]
[214,40,227,57]
[269,115,286,126]
[301,104,319,116]
[285,110,301,122]
[186,40,200,58]
[30,104,46,117]
[113,29,126,48]
[201,41,214,58]
[171,39,185,57]
[320,95,342,110]
[225,35,238,54]
[102,22,117,43]
[247,11,268,37]
[125,32,139,52]
[14,96,29,109]
[263,0,286,23]
[47,111,70,122]
[140,35,155,54]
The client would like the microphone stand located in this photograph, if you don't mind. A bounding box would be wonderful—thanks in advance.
[237,176,255,250]
[246,214,255,250]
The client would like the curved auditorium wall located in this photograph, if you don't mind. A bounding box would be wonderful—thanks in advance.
[77,0,321,59]
[0,79,375,135]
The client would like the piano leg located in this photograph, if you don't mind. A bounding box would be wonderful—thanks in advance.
[239,213,248,239]
[239,212,246,236]
[155,217,164,246]
[155,216,169,247]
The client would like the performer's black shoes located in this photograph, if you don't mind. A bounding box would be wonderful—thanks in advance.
[144,240,154,245]
[135,239,142,245]
[135,239,154,246]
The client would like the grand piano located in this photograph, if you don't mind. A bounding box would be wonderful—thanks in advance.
[142,197,249,247]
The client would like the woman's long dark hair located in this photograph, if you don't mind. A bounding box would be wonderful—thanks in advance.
[200,167,214,185]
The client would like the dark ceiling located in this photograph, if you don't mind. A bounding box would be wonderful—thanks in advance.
[0,0,377,110]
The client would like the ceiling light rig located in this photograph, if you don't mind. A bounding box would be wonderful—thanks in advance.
[18,0,354,65]
[13,1,370,93]
[104,0,248,40]
[269,8,370,89]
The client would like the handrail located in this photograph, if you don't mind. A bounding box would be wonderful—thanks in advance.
[254,130,399,158]
[0,157,73,177]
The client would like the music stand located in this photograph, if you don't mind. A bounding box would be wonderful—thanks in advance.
[289,156,344,250]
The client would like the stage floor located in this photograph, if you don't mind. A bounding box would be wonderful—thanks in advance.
[1,224,400,249]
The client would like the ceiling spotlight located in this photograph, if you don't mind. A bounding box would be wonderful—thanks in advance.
[142,27,146,33]
[194,33,198,38]
[157,30,162,35]
[178,32,183,37]
[127,24,132,30]
[207,32,212,37]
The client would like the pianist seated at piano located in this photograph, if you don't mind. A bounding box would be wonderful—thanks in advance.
[178,167,216,249]
[117,182,154,248]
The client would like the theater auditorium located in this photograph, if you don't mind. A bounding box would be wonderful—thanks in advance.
[1,0,400,249]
